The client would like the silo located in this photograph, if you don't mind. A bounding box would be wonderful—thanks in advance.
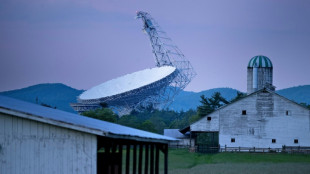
[247,55,274,94]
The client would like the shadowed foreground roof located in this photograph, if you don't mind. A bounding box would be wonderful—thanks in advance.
[0,95,176,143]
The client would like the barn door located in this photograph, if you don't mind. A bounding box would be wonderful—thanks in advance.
[195,132,219,153]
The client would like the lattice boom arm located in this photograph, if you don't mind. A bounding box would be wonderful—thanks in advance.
[136,11,196,90]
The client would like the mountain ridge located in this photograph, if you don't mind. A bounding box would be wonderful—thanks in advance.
[0,83,84,113]
[1,83,309,113]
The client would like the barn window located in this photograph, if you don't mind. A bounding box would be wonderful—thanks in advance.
[207,116,211,121]
[231,138,235,143]
[272,139,276,143]
[242,110,247,115]
[294,139,298,144]
[286,110,290,116]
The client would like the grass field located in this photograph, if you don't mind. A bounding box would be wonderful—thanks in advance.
[164,149,310,174]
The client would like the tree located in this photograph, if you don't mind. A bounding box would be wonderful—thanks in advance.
[169,109,197,128]
[197,92,229,118]
[139,120,157,133]
[197,95,213,117]
[300,103,310,109]
[188,114,200,124]
[118,114,141,128]
[82,108,118,123]
[230,91,247,102]
[82,105,198,133]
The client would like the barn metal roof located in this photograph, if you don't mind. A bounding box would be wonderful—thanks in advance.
[0,95,176,143]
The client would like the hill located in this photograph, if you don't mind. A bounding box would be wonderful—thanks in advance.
[1,83,309,113]
[168,88,239,111]
[0,83,84,113]
[276,85,310,105]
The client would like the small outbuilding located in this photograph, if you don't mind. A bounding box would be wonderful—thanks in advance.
[164,129,190,148]
[0,96,175,174]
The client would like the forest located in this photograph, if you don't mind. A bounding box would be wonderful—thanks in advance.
[82,92,246,134]
[82,91,310,134]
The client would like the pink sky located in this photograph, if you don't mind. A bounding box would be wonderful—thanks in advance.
[1,0,309,92]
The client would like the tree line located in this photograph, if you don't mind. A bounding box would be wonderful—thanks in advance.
[82,92,246,134]
[82,91,310,134]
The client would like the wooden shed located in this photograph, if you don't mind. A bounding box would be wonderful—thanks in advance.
[0,96,175,174]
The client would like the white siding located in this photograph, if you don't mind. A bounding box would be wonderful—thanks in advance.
[0,113,97,174]
[219,92,310,148]
[191,111,220,132]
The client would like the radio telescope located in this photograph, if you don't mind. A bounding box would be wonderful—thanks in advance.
[71,11,196,115]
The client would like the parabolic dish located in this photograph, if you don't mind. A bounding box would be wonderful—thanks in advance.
[79,66,177,103]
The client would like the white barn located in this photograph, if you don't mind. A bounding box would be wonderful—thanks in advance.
[0,95,175,174]
[187,89,310,150]
[181,55,310,152]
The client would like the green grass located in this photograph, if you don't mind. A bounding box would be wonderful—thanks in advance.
[119,148,310,173]
[167,163,310,174]
[166,149,310,174]
[168,149,310,167]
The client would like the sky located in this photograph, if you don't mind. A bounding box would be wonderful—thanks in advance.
[0,0,309,93]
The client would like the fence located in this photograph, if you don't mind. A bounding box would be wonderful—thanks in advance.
[220,145,310,154]
[283,146,310,154]
[220,146,281,153]
[168,143,310,154]
[168,144,190,149]
[197,145,219,153]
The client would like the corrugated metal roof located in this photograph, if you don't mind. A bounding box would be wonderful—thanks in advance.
[164,129,186,138]
[0,95,176,143]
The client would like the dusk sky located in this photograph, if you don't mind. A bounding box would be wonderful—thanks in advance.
[1,0,309,93]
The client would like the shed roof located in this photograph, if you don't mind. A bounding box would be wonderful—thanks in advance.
[0,95,176,143]
[164,129,187,138]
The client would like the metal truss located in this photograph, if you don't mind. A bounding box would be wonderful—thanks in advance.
[136,11,196,108]
[72,11,196,115]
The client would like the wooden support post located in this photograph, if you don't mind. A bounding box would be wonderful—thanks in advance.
[97,138,104,174]
[155,144,159,174]
[138,144,143,174]
[150,144,154,174]
[119,144,123,174]
[104,144,111,173]
[164,144,168,174]
[190,132,192,147]
[145,144,149,174]
[126,144,130,174]
[111,144,116,174]
[133,144,137,174]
